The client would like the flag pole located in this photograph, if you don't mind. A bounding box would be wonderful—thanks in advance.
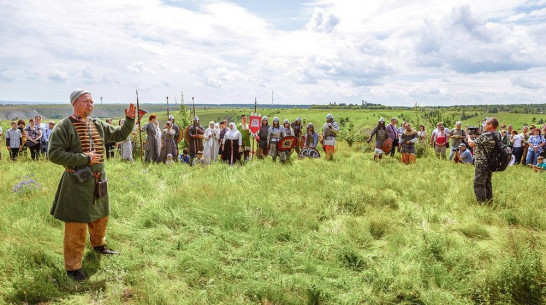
[252,97,257,160]
[136,90,143,163]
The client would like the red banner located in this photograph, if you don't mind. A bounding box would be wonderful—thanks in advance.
[138,109,147,120]
[249,115,261,134]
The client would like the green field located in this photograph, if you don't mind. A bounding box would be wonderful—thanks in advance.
[0,107,544,304]
[0,140,545,304]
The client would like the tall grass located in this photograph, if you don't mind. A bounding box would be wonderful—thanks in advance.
[0,144,544,304]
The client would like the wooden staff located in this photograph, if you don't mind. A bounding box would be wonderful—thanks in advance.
[166,96,170,119]
[136,90,143,163]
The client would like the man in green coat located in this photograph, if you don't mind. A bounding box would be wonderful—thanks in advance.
[48,89,136,281]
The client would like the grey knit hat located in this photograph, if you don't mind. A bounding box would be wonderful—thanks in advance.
[70,89,90,105]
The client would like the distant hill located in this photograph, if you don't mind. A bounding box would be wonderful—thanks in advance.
[0,103,311,120]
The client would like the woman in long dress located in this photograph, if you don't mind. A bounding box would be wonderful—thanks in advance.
[118,118,134,162]
[142,114,160,163]
[203,121,219,164]
[154,120,162,159]
[222,122,242,165]
[159,121,177,163]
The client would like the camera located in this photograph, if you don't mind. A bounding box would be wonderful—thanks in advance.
[74,166,93,183]
[467,127,481,136]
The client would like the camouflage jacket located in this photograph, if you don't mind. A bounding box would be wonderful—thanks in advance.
[474,131,500,166]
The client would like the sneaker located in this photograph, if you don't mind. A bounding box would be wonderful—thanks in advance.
[93,244,119,255]
[67,269,87,281]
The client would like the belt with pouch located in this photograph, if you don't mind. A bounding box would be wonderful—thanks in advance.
[65,167,101,179]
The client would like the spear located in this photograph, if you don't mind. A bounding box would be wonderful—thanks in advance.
[191,97,198,162]
[166,96,170,119]
[252,97,257,160]
[136,90,143,163]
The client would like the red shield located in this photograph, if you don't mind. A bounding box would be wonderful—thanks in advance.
[249,116,261,134]
[276,136,298,151]
[382,138,393,154]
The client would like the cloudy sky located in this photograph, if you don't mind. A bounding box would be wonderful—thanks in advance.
[1,0,545,105]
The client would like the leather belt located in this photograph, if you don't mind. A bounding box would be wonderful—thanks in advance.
[65,168,101,178]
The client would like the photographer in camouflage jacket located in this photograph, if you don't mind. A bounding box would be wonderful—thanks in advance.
[465,117,500,204]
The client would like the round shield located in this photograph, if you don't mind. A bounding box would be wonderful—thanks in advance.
[276,136,298,152]
[382,138,393,154]
[300,147,321,158]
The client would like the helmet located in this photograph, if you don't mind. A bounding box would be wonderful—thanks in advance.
[283,119,290,124]
[326,114,333,120]
[273,117,279,122]
[296,117,301,122]
[194,116,199,121]
[262,116,268,121]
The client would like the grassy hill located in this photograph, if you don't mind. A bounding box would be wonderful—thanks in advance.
[0,143,544,304]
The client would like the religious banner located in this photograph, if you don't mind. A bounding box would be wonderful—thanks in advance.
[249,112,261,135]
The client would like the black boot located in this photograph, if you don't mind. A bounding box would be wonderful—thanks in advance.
[67,269,87,281]
[94,245,119,255]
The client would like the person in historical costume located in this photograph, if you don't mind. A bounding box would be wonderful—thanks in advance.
[168,115,181,161]
[322,114,340,160]
[117,118,134,162]
[291,117,303,157]
[280,119,295,158]
[367,118,388,161]
[400,123,418,164]
[237,115,251,162]
[218,121,227,159]
[222,122,242,165]
[48,89,136,281]
[267,117,286,163]
[203,121,219,164]
[304,123,319,148]
[160,121,177,164]
[466,117,500,204]
[189,116,204,160]
[256,116,269,159]
[142,114,160,163]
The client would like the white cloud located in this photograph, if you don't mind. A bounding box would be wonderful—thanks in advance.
[0,0,545,105]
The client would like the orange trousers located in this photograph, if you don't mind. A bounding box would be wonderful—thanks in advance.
[401,153,416,164]
[64,216,109,271]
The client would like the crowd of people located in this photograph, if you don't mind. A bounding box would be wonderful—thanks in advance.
[366,117,546,170]
[2,113,546,172]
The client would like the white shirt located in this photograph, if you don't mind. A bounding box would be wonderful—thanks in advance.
[512,134,522,148]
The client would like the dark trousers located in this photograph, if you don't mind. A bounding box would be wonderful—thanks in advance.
[474,164,493,203]
[105,142,115,159]
[512,147,523,165]
[389,139,398,156]
[29,145,40,161]
[10,148,20,160]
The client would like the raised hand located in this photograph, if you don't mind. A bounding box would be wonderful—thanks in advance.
[125,103,136,119]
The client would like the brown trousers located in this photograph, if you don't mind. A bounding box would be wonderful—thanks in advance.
[64,216,109,271]
[401,153,416,164]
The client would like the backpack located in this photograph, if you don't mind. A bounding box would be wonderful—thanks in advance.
[487,132,512,172]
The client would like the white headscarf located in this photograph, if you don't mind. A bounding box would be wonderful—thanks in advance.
[225,122,240,140]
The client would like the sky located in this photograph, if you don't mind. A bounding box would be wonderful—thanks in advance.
[1,0,545,106]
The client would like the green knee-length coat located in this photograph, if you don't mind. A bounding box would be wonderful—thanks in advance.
[48,117,135,223]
